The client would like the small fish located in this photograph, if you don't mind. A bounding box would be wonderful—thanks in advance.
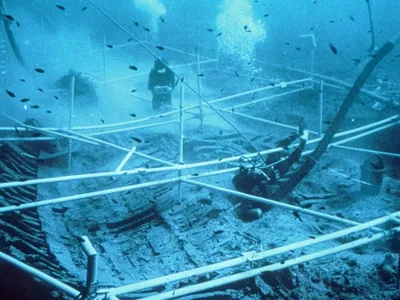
[329,20,335,24]
[142,27,150,32]
[197,73,204,77]
[129,65,138,71]
[213,230,224,235]
[129,113,136,117]
[81,6,87,11]
[217,32,222,37]
[206,28,214,32]
[349,15,355,22]
[14,126,19,134]
[323,121,332,125]
[336,213,345,218]
[106,44,113,48]
[131,89,137,93]
[46,110,52,113]
[293,210,303,222]
[100,119,105,124]
[295,47,301,51]
[31,105,40,109]
[244,25,248,31]
[5,15,14,21]
[309,235,316,239]
[38,88,44,92]
[318,206,326,210]
[55,4,65,11]
[20,78,26,82]
[192,173,199,176]
[111,199,118,204]
[220,88,224,93]
[269,82,275,86]
[284,42,290,45]
[250,77,255,82]
[54,95,59,100]
[16,21,20,27]
[231,107,235,113]
[234,71,239,77]
[219,129,223,135]
[352,58,361,65]
[34,68,45,73]
[156,45,164,51]
[263,14,269,17]
[160,17,165,23]
[6,90,16,98]
[329,43,338,54]
[131,136,142,143]
[133,21,139,27]
[20,98,30,103]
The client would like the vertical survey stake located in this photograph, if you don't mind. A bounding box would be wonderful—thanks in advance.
[178,85,185,203]
[68,76,75,172]
[196,48,204,129]
[103,36,107,80]
[318,81,324,171]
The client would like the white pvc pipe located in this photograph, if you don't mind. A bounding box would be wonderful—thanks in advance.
[107,212,397,296]
[0,115,397,191]
[115,146,137,172]
[178,85,185,203]
[142,225,400,300]
[196,49,204,128]
[183,179,382,231]
[331,145,400,158]
[103,36,107,80]
[68,76,75,172]
[0,252,81,298]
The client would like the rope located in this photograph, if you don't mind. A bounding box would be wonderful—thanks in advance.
[87,0,266,162]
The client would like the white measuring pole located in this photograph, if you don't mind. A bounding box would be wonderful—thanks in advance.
[68,76,75,172]
[178,85,185,203]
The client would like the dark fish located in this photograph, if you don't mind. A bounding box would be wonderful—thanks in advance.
[111,199,118,204]
[20,98,30,103]
[295,47,301,51]
[213,230,224,235]
[206,29,214,32]
[234,71,239,77]
[293,210,303,222]
[38,88,44,92]
[14,126,19,134]
[244,25,248,31]
[329,20,335,23]
[269,82,275,86]
[133,21,139,27]
[336,213,345,218]
[264,14,269,17]
[106,44,113,48]
[309,235,316,239]
[142,27,150,32]
[6,90,16,98]
[160,17,165,23]
[4,14,14,21]
[156,45,164,51]
[192,173,199,176]
[31,105,40,109]
[100,119,105,124]
[131,89,137,93]
[284,42,290,45]
[20,78,26,82]
[310,27,314,31]
[55,4,65,11]
[217,32,222,37]
[219,129,223,135]
[16,21,20,27]
[81,6,87,11]
[131,136,142,143]
[180,77,184,82]
[352,58,361,65]
[250,77,255,82]
[323,121,332,125]
[129,65,138,71]
[349,15,355,21]
[231,107,235,113]
[34,68,45,73]
[197,73,204,77]
[329,43,338,54]
[129,113,136,117]
[46,110,52,113]
[220,88,224,93]
[54,95,59,100]
[318,206,326,210]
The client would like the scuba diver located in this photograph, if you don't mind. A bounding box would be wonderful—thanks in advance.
[232,118,309,221]
[148,58,176,110]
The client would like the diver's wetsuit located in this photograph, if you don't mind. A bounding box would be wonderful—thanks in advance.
[232,119,308,220]
[148,59,176,110]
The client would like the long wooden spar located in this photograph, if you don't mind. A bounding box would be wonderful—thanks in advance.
[273,33,400,200]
